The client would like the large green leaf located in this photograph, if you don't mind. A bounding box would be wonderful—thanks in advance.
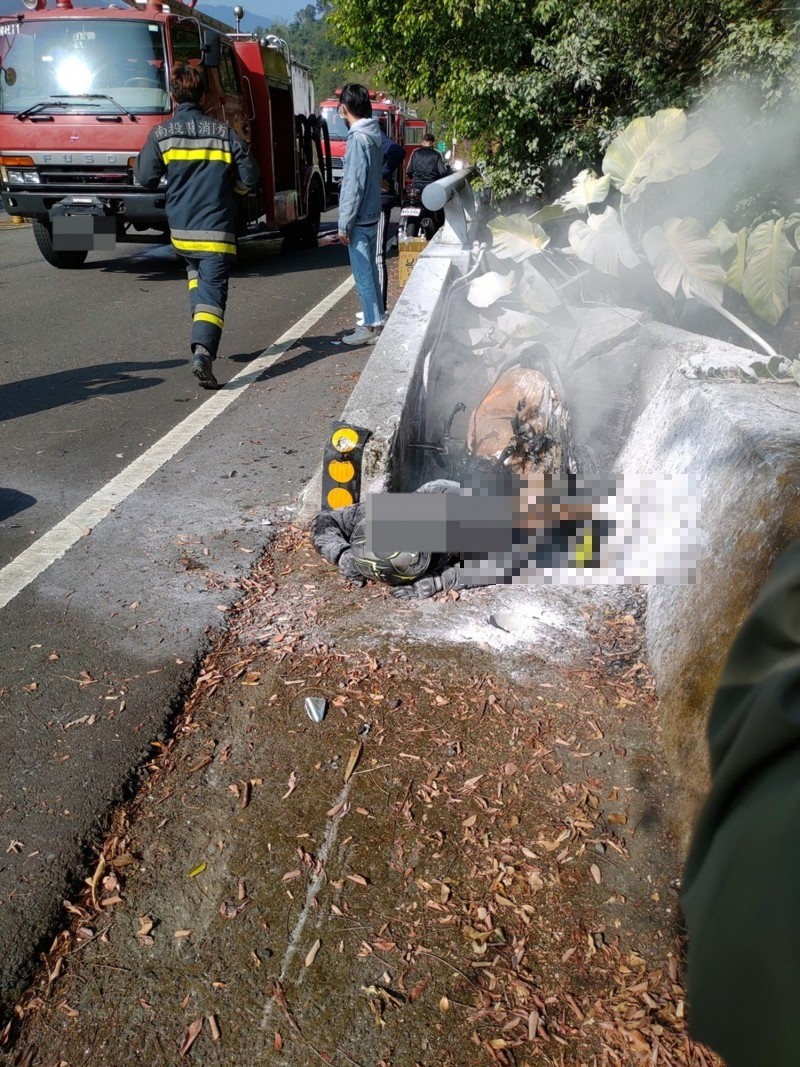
[494,307,547,339]
[642,217,726,303]
[489,213,550,261]
[742,218,795,325]
[708,219,737,258]
[568,207,641,276]
[529,204,573,226]
[637,127,721,190]
[467,270,516,308]
[602,109,687,197]
[518,262,562,313]
[555,169,611,213]
[725,227,748,294]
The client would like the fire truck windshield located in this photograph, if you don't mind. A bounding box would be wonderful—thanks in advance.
[0,19,169,115]
[319,106,347,141]
[320,104,393,141]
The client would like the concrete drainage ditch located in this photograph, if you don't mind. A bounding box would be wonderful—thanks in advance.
[302,177,800,846]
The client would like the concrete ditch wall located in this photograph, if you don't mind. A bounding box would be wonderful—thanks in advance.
[302,191,800,847]
[299,244,472,520]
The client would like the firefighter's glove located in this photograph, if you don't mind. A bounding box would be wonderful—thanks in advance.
[338,549,366,586]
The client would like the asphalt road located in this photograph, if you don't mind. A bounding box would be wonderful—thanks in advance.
[0,216,371,1012]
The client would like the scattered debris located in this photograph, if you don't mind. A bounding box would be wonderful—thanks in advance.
[305,695,327,722]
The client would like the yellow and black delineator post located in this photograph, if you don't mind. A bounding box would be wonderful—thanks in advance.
[321,421,372,511]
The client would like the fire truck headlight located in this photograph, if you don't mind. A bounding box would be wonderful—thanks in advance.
[8,169,41,184]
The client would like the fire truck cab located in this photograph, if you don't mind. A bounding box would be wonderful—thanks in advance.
[317,89,427,188]
[0,0,328,267]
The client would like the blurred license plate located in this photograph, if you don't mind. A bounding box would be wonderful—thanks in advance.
[52,214,115,252]
[401,207,422,217]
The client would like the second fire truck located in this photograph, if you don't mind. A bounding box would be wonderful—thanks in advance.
[317,89,426,190]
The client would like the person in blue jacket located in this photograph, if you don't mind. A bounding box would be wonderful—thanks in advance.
[336,84,384,346]
[135,63,259,389]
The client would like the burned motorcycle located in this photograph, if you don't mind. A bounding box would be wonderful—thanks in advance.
[412,346,575,483]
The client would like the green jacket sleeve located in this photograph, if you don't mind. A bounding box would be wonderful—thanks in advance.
[683,540,800,1067]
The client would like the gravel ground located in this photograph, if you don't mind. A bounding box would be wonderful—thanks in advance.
[2,520,721,1067]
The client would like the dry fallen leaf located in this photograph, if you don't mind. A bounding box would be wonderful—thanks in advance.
[282,771,298,800]
[187,862,207,878]
[208,1015,220,1042]
[305,938,321,967]
[179,1018,203,1057]
[590,864,602,884]
[439,995,450,1013]
[346,873,368,886]
[344,740,363,783]
[409,978,429,1003]
[137,916,154,937]
[274,1032,284,1052]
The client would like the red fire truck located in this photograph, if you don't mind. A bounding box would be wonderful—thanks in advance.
[0,0,330,267]
[317,89,427,188]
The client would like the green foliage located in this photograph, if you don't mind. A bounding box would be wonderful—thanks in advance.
[329,0,799,198]
[560,107,797,324]
[476,103,800,384]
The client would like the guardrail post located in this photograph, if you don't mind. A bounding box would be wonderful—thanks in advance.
[422,168,479,248]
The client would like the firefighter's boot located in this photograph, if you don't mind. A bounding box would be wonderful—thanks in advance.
[191,344,219,390]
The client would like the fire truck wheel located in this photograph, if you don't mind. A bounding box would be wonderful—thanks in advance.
[32,219,88,269]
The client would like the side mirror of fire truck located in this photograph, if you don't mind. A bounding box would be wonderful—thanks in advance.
[201,29,221,68]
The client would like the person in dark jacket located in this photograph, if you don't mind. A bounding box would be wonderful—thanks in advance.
[310,479,463,593]
[682,540,800,1066]
[134,63,259,389]
[376,131,405,313]
[406,133,449,192]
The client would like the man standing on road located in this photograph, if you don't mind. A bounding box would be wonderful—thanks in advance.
[406,133,450,193]
[337,84,384,347]
[135,63,259,390]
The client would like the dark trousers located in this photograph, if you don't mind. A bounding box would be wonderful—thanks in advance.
[376,204,392,311]
[183,253,232,358]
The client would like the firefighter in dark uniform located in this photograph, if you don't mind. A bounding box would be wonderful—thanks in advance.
[682,540,800,1067]
[134,63,259,389]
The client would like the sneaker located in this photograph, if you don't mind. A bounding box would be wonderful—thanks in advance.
[191,345,219,389]
[342,325,380,346]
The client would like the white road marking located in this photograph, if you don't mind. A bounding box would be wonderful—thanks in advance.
[0,274,355,611]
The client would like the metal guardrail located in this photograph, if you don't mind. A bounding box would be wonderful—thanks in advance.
[422,167,481,248]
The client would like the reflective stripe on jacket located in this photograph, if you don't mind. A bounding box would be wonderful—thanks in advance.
[134,102,259,255]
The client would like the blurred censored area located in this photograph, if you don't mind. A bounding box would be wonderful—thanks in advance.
[52,214,116,252]
[366,474,700,587]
